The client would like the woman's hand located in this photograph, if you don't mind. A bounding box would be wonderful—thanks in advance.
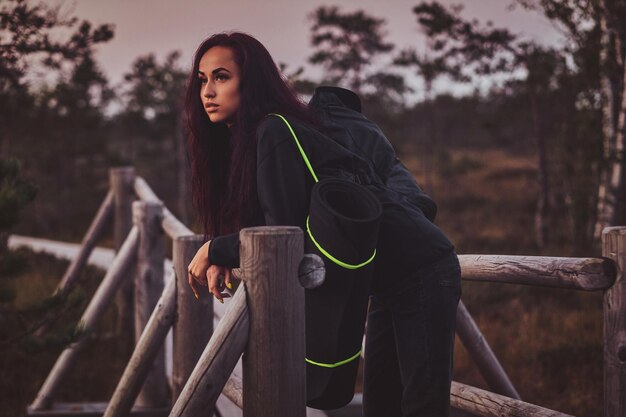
[206,264,232,303]
[187,240,232,303]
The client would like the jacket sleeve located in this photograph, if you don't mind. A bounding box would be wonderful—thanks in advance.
[209,117,311,268]
[385,157,438,222]
[208,234,240,268]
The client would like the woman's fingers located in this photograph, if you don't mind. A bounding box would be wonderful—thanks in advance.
[205,265,234,303]
[188,269,200,299]
[225,268,232,290]
[186,242,213,300]
[207,265,224,303]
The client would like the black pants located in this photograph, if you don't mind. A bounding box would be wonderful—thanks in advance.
[363,250,461,417]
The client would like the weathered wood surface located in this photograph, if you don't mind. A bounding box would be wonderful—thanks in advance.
[459,254,615,290]
[216,370,326,416]
[240,226,306,417]
[298,253,325,289]
[104,272,177,417]
[111,167,136,257]
[214,389,242,417]
[456,300,520,400]
[222,371,243,409]
[602,226,626,417]
[31,226,139,410]
[7,235,115,269]
[169,283,249,417]
[54,190,114,297]
[28,401,169,417]
[133,201,167,407]
[451,381,574,417]
[110,167,136,351]
[133,177,192,239]
[199,272,245,415]
[171,236,214,403]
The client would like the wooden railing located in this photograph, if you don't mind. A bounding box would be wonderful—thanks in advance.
[451,246,621,417]
[25,166,624,417]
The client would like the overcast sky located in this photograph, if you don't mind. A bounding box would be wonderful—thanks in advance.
[67,0,564,99]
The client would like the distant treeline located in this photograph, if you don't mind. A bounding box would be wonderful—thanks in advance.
[1,0,625,253]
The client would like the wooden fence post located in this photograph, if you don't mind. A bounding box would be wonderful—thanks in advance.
[110,167,136,354]
[132,201,167,407]
[240,226,305,417]
[171,235,213,403]
[602,226,626,417]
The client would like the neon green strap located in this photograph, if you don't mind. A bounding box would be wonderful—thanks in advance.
[306,216,376,269]
[268,113,376,270]
[306,349,362,368]
[268,113,319,183]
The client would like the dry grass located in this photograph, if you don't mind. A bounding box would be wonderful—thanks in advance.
[405,148,541,255]
[454,283,602,417]
[0,251,131,417]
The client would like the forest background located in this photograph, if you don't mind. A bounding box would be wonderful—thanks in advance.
[1,0,625,416]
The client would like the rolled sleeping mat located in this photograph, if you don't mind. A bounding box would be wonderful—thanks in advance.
[305,178,382,410]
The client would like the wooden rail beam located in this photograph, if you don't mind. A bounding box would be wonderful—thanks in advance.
[104,271,177,417]
[456,300,520,399]
[54,190,114,298]
[30,226,139,410]
[133,177,192,239]
[451,381,574,417]
[222,371,243,410]
[459,254,616,290]
[169,284,249,417]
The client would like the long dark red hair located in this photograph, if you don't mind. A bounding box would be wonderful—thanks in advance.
[185,32,318,239]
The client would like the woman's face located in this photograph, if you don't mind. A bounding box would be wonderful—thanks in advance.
[198,46,241,127]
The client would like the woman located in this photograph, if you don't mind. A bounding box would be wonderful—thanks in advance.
[186,32,461,417]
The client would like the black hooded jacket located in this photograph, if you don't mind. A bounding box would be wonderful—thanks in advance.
[208,87,454,287]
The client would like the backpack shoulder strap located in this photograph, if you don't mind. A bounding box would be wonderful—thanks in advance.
[268,113,319,183]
